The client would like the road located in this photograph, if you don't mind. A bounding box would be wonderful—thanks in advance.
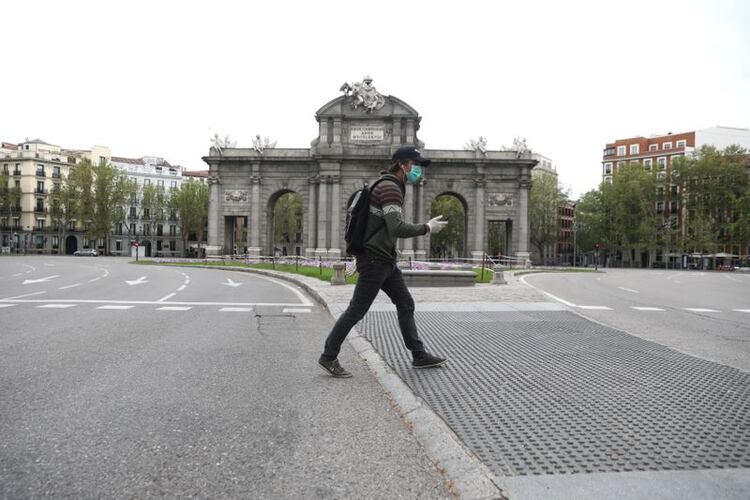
[522,269,750,371]
[0,256,450,498]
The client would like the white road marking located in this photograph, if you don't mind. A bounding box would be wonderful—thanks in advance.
[44,263,55,267]
[97,305,134,310]
[538,290,577,307]
[59,283,82,290]
[157,306,191,311]
[2,291,47,300]
[222,278,243,288]
[22,275,60,285]
[632,307,665,311]
[283,307,312,313]
[88,277,100,283]
[177,285,186,291]
[249,273,313,306]
[732,309,750,313]
[157,293,176,302]
[125,276,148,285]
[724,275,741,282]
[37,304,77,309]
[578,305,613,310]
[674,281,682,284]
[12,273,22,277]
[220,307,254,312]
[617,287,640,293]
[0,304,17,308]
[684,308,720,313]
[2,299,303,307]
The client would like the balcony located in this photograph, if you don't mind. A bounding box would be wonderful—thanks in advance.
[13,170,21,176]
[35,188,47,195]
[35,207,46,214]
[51,172,61,179]
[36,170,46,177]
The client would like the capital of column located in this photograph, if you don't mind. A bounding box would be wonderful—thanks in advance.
[249,175,262,185]
[308,175,321,185]
[207,174,221,185]
[474,177,487,188]
[518,179,531,189]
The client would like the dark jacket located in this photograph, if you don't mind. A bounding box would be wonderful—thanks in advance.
[363,173,427,261]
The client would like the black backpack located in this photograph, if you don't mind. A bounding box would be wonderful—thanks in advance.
[345,177,388,255]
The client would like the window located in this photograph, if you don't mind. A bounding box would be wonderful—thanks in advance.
[170,224,176,236]
[657,172,666,180]
[36,199,44,212]
[662,142,672,150]
[617,161,625,168]
[36,181,44,194]
[644,158,653,170]
[2,164,7,174]
[603,147,616,156]
[52,235,59,248]
[143,208,151,219]
[36,164,45,176]
[169,168,176,176]
[604,176,613,184]
[170,240,176,252]
[144,178,151,185]
[116,223,123,235]
[670,201,678,212]
[157,179,164,188]
[604,162,613,174]
[99,156,106,165]
[656,201,664,213]
[676,140,686,148]
[52,166,60,178]
[36,218,45,230]
[116,240,122,251]
[130,223,136,234]
[649,144,658,152]
[656,187,664,198]
[657,157,667,170]
[616,145,626,156]
[630,144,639,155]
[130,206,137,218]
[144,224,150,236]
[130,193,137,204]
[157,224,163,236]
[170,180,177,189]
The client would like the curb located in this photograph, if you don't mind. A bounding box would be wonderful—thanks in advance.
[163,264,509,499]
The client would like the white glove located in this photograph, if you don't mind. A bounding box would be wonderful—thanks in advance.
[426,215,448,234]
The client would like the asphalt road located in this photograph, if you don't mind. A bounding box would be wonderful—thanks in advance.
[0,256,451,498]
[522,269,750,372]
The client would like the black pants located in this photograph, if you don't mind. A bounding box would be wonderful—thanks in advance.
[323,256,425,359]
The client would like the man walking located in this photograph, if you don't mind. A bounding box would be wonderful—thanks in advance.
[319,146,449,378]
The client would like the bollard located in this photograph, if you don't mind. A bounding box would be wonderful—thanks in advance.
[491,265,507,285]
[331,262,346,285]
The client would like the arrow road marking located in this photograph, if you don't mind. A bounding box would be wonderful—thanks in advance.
[684,308,720,313]
[617,286,640,293]
[23,275,60,285]
[222,278,243,288]
[632,306,665,311]
[126,276,148,286]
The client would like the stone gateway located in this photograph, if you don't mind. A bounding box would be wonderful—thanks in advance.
[202,80,536,261]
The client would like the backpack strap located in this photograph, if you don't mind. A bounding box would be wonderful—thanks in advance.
[361,175,398,245]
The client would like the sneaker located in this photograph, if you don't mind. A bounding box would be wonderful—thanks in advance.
[318,356,353,378]
[412,352,447,369]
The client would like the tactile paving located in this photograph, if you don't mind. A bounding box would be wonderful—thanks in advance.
[358,310,750,476]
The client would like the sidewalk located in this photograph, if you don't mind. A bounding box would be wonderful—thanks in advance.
[211,266,750,500]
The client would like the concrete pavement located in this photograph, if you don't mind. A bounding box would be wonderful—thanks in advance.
[210,264,750,500]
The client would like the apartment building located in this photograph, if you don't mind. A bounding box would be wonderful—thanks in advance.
[110,156,184,257]
[1,139,110,254]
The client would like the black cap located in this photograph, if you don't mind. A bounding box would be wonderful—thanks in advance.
[391,146,431,167]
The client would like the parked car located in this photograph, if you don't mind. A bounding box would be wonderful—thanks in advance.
[73,249,98,256]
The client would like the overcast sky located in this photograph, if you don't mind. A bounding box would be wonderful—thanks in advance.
[2,0,748,198]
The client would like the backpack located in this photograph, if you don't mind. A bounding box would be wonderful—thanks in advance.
[344,177,388,255]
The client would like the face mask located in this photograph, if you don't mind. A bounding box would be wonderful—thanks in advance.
[405,164,422,184]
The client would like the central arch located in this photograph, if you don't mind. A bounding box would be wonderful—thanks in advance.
[267,190,304,256]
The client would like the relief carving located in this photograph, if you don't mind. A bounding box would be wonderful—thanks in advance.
[225,190,248,202]
[488,193,514,207]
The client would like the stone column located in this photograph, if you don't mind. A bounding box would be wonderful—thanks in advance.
[328,175,342,259]
[406,119,415,143]
[471,177,486,262]
[392,118,402,146]
[305,176,318,257]
[516,177,531,263]
[315,176,329,258]
[205,172,222,256]
[415,179,427,260]
[248,175,262,256]
[332,119,342,145]
[401,182,415,259]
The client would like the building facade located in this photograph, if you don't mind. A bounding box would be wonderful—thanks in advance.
[1,139,110,254]
[601,126,750,267]
[203,80,537,260]
[110,156,185,257]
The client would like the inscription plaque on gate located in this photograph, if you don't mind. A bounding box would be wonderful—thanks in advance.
[350,126,384,144]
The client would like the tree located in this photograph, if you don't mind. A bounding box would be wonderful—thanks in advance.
[599,162,658,267]
[66,158,95,240]
[170,180,208,257]
[430,195,465,258]
[273,192,303,251]
[0,170,22,248]
[529,173,566,264]
[48,179,77,253]
[575,189,604,254]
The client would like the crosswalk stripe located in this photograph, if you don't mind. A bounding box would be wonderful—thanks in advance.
[219,307,254,312]
[632,307,665,311]
[0,304,17,308]
[578,306,612,310]
[733,309,750,313]
[684,308,720,313]
[97,305,134,310]
[157,306,191,311]
[37,304,77,309]
[283,307,312,313]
